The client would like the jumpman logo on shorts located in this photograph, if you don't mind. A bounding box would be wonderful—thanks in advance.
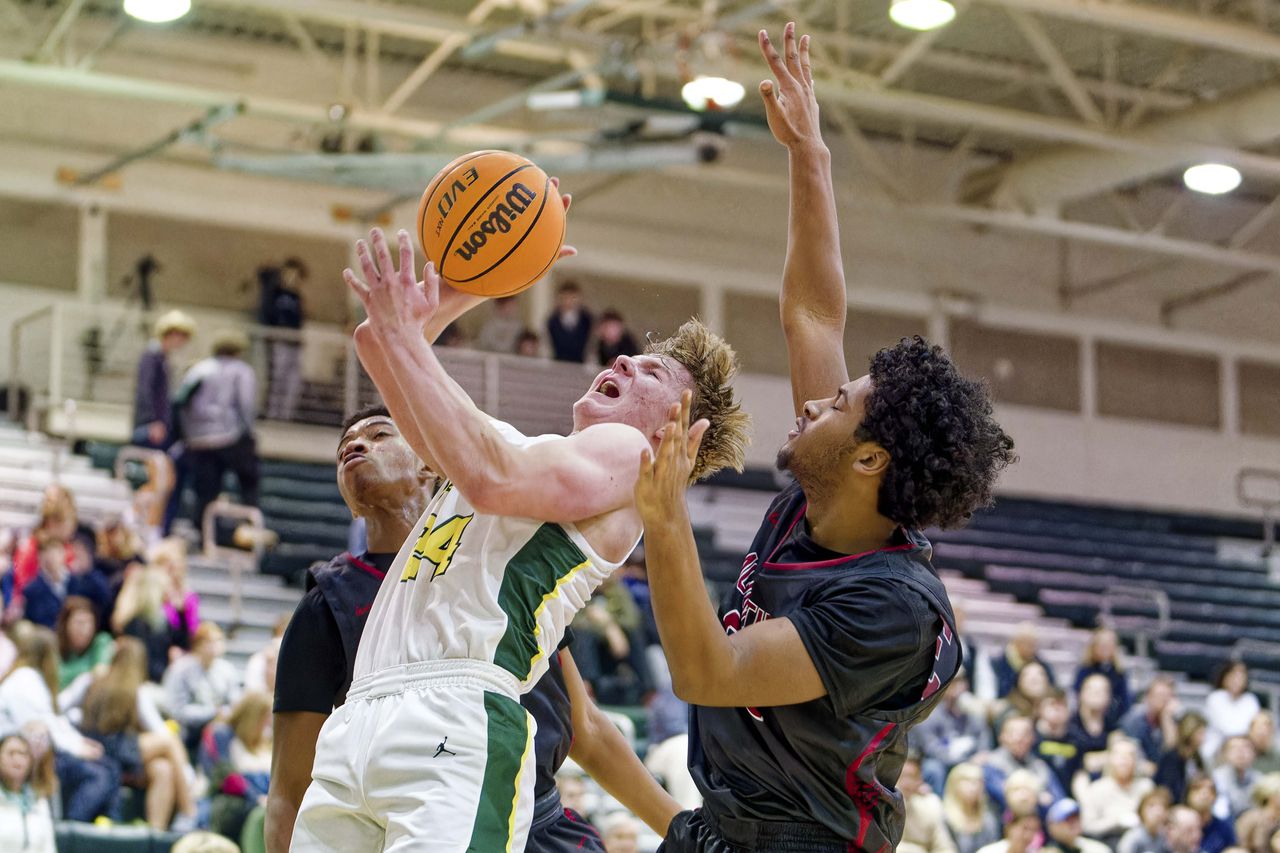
[433,737,456,758]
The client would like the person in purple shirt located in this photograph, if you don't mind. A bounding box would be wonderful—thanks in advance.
[132,310,194,450]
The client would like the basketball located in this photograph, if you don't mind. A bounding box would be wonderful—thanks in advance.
[416,150,565,298]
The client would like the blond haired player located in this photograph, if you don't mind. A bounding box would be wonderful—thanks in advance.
[290,217,749,851]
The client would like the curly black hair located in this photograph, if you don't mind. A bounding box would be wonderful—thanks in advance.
[855,336,1015,530]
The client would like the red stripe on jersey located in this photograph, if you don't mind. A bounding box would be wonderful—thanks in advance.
[845,722,897,848]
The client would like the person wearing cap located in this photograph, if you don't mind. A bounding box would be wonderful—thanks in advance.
[1043,799,1111,853]
[134,309,195,450]
[174,329,260,541]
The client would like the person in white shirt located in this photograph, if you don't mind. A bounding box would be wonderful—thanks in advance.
[901,752,960,853]
[1080,736,1153,844]
[0,733,55,853]
[162,622,242,751]
[1204,663,1262,765]
[976,814,1041,853]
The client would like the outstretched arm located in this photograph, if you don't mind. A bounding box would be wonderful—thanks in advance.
[759,23,849,416]
[346,229,645,523]
[561,650,681,836]
[635,393,826,707]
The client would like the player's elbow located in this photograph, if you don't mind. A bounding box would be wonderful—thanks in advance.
[669,664,722,706]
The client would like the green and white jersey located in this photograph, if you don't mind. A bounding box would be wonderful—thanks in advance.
[353,420,633,691]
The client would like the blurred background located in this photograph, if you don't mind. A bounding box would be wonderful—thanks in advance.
[0,0,1279,851]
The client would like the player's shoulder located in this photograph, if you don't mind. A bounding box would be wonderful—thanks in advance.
[570,421,649,450]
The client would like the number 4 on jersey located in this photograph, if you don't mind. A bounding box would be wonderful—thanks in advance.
[401,514,474,583]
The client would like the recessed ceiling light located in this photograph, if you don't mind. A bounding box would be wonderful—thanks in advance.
[681,76,746,112]
[123,0,191,23]
[1183,163,1242,195]
[889,0,957,31]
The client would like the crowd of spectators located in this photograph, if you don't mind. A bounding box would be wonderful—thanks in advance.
[892,624,1280,853]
[0,484,282,851]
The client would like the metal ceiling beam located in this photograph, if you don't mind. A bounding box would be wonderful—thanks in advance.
[1160,270,1273,323]
[381,33,468,115]
[1005,7,1104,125]
[975,0,1280,62]
[878,0,969,86]
[33,0,88,61]
[991,83,1280,209]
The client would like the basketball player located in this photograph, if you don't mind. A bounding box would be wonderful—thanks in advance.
[290,224,749,850]
[267,406,683,853]
[631,24,1017,853]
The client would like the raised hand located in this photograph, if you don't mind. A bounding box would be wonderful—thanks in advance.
[758,22,822,150]
[635,390,709,524]
[344,228,439,341]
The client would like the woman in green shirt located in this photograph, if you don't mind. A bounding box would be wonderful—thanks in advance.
[56,595,114,689]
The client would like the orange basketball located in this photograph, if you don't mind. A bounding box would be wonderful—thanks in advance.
[416,150,565,298]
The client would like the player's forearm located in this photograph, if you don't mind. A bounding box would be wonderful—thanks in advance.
[424,289,486,344]
[263,792,299,853]
[370,328,519,502]
[643,507,734,703]
[570,703,681,836]
[781,144,846,329]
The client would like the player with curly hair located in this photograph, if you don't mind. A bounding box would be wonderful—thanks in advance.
[633,22,1016,853]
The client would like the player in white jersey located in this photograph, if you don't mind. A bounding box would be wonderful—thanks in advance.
[291,223,750,852]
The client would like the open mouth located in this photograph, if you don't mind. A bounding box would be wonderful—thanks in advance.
[595,378,621,399]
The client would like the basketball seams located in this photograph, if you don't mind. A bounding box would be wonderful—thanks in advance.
[448,175,554,287]
[487,197,565,298]
[439,163,534,281]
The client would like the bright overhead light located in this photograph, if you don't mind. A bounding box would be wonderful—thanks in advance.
[123,0,191,23]
[889,0,957,31]
[1183,163,1241,195]
[681,76,745,112]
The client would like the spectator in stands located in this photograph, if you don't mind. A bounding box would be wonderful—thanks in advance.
[1166,805,1207,853]
[1042,798,1110,853]
[66,529,111,628]
[20,534,69,629]
[571,569,653,705]
[1205,664,1263,767]
[1234,773,1280,853]
[1124,676,1181,765]
[261,259,308,422]
[901,751,960,853]
[96,517,146,595]
[133,309,195,451]
[976,813,1041,853]
[1249,714,1280,775]
[600,812,640,853]
[594,309,640,366]
[1080,736,1153,845]
[164,622,241,753]
[8,487,79,604]
[1215,737,1259,822]
[205,691,273,841]
[177,330,260,539]
[545,281,593,362]
[77,636,197,831]
[1187,774,1237,853]
[475,296,524,353]
[1005,769,1047,821]
[55,596,113,690]
[151,538,199,653]
[1068,674,1120,785]
[1117,787,1173,853]
[515,329,541,358]
[1075,628,1131,721]
[113,564,181,683]
[1035,689,1079,798]
[996,662,1053,734]
[0,624,117,822]
[986,716,1067,810]
[916,672,990,793]
[944,763,1002,853]
[1158,712,1211,804]
[0,732,56,853]
[643,667,699,810]
[992,623,1057,699]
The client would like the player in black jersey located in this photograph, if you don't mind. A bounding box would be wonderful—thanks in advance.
[633,23,1017,853]
[266,406,681,853]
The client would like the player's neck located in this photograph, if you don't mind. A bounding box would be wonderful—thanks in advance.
[363,510,417,554]
[804,494,898,556]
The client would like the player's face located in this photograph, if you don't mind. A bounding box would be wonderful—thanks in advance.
[776,375,873,476]
[573,354,694,441]
[336,416,427,511]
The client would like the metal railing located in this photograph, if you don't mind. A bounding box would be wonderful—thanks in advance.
[1237,467,1280,562]
[1101,584,1171,659]
[7,301,599,440]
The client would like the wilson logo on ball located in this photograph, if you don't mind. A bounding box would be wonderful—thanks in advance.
[452,183,538,263]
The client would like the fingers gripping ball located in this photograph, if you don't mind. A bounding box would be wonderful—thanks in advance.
[416,150,565,298]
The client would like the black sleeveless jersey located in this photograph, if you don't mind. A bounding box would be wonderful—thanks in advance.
[279,551,573,800]
[688,482,961,852]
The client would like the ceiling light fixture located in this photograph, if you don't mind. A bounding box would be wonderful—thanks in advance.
[123,0,191,23]
[889,0,957,31]
[1183,163,1241,195]
[681,76,745,112]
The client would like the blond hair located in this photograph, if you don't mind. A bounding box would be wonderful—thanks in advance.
[644,318,750,481]
[229,691,273,753]
[942,762,989,832]
[111,565,168,633]
[154,310,196,339]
